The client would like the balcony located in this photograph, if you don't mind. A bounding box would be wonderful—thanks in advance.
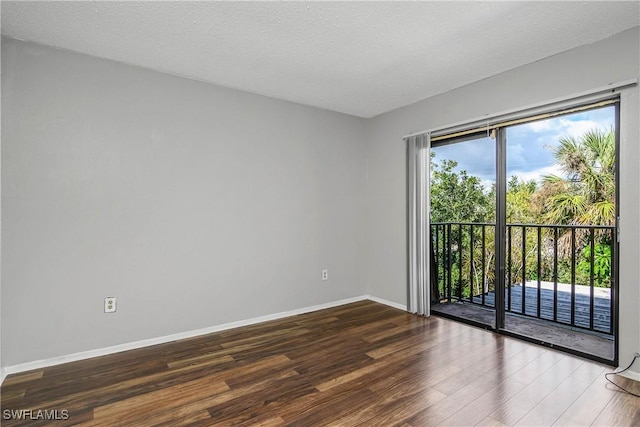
[431,222,615,361]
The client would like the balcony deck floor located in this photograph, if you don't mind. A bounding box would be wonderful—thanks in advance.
[432,302,614,361]
[472,282,612,333]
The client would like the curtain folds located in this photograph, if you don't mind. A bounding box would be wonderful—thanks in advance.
[407,133,430,316]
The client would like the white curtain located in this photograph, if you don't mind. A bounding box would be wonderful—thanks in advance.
[407,133,431,316]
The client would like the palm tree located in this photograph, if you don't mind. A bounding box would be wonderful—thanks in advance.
[543,128,615,226]
[542,128,615,259]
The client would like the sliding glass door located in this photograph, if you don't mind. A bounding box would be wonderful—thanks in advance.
[429,101,619,364]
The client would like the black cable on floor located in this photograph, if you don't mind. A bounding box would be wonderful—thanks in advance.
[604,354,640,397]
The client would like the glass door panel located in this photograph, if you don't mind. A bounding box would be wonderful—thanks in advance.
[502,105,617,362]
[430,134,497,328]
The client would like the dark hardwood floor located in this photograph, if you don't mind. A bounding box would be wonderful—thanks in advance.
[2,300,639,426]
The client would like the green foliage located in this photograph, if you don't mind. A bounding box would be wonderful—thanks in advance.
[430,157,494,223]
[431,154,497,301]
[577,243,612,287]
[506,176,537,223]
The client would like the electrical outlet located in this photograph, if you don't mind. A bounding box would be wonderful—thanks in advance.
[321,269,328,281]
[104,297,117,313]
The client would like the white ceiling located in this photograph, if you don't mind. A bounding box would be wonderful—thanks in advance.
[2,1,639,118]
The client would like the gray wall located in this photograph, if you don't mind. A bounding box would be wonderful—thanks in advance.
[365,27,640,372]
[1,38,367,366]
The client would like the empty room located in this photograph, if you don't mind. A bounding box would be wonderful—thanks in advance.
[1,1,639,426]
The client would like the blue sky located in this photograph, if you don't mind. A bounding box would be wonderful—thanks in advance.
[431,106,616,189]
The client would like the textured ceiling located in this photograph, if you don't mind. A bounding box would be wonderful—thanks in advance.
[2,1,639,118]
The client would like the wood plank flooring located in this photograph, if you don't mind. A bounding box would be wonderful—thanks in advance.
[2,300,638,426]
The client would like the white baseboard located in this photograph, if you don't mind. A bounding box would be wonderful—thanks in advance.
[367,295,407,311]
[3,295,399,380]
[618,369,640,382]
[0,368,6,385]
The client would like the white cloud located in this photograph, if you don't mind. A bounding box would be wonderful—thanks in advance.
[521,116,610,139]
[556,118,601,140]
[508,111,614,175]
[524,120,553,133]
[508,164,566,183]
[523,116,608,140]
[480,178,495,192]
[434,108,614,186]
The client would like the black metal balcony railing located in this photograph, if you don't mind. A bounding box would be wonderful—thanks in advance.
[431,222,615,335]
